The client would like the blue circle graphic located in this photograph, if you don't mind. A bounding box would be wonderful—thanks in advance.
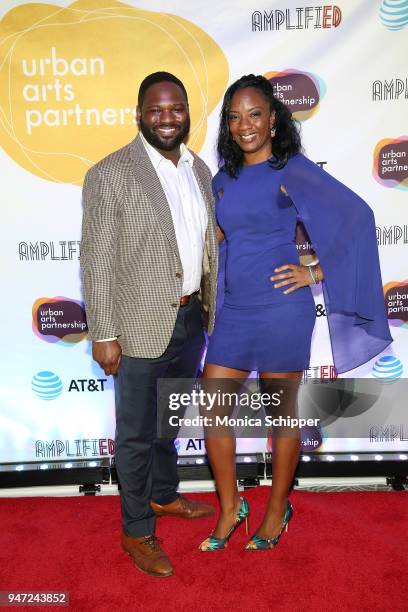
[372,356,403,381]
[380,0,408,31]
[32,371,63,400]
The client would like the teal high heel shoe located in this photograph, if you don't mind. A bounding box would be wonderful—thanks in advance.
[198,497,250,551]
[244,499,293,551]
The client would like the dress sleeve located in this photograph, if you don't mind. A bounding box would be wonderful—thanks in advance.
[282,154,392,374]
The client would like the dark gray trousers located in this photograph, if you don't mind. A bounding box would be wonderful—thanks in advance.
[114,296,205,537]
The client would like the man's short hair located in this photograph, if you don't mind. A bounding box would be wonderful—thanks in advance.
[138,72,188,108]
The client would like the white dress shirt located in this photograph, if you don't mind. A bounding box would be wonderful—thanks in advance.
[140,132,208,295]
[96,134,208,342]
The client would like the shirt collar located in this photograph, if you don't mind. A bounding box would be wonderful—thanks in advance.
[140,132,194,169]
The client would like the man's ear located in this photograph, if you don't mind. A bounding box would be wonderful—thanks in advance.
[136,106,141,125]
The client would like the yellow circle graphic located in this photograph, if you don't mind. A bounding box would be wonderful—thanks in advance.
[0,0,229,184]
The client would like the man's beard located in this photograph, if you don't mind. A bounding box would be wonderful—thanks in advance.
[139,116,190,151]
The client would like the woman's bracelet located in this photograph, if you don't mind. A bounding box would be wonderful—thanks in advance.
[306,263,322,284]
[308,265,317,284]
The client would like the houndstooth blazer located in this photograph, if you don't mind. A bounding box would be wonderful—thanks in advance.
[80,133,218,358]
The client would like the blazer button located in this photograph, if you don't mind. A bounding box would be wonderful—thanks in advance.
[175,272,181,278]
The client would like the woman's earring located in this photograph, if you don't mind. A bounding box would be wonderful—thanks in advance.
[270,126,276,138]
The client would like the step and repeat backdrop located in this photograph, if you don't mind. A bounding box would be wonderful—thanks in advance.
[1,0,407,462]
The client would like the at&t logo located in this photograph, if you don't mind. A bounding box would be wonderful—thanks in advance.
[32,371,63,400]
[68,379,107,392]
[372,356,403,381]
[32,373,108,399]
[379,0,408,30]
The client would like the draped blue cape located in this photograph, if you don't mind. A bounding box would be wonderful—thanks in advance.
[215,154,392,374]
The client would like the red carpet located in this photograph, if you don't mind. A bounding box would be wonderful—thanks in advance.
[0,487,407,611]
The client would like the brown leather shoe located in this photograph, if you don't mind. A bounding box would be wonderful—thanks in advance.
[150,494,215,519]
[121,534,173,577]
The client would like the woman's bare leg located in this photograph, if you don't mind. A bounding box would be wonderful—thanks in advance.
[202,362,249,539]
[256,371,302,539]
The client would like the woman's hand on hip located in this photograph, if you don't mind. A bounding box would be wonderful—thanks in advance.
[270,264,321,294]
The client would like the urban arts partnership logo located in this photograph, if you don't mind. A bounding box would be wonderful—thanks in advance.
[265,70,325,121]
[32,297,87,344]
[252,5,341,31]
[372,356,403,381]
[384,280,408,329]
[296,218,316,263]
[379,0,408,30]
[32,371,63,400]
[267,425,323,453]
[300,425,323,452]
[373,137,408,189]
[0,1,228,185]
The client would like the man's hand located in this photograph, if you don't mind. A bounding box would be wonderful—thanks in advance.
[92,340,122,376]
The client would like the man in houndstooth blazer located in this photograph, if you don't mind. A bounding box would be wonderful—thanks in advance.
[81,73,218,577]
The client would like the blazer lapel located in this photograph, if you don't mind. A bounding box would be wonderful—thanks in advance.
[129,134,181,264]
[192,160,217,257]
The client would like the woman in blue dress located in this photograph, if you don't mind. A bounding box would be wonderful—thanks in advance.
[198,75,392,551]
